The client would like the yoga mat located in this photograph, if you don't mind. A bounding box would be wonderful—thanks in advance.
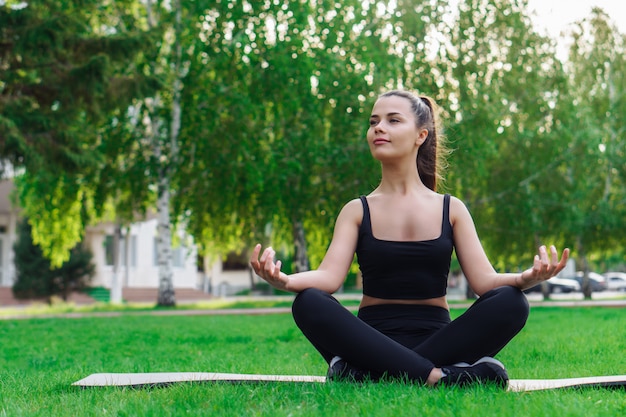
[73,372,626,392]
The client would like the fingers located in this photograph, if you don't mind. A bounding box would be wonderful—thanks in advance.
[249,243,262,272]
[550,245,559,268]
[539,245,549,266]
[263,247,276,275]
[531,245,549,276]
[533,254,541,271]
[554,247,570,274]
[250,244,282,280]
[559,248,570,266]
[534,245,570,278]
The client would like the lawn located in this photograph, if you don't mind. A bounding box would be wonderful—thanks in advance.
[0,306,624,416]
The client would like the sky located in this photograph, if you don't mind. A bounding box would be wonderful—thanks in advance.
[441,1,625,61]
[525,0,626,59]
[526,0,625,37]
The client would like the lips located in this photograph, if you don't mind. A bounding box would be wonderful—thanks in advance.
[373,138,390,145]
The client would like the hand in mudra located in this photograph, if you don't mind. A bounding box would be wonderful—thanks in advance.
[250,244,290,291]
[518,245,570,288]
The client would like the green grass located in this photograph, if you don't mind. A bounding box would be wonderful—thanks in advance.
[2,291,624,319]
[0,307,624,416]
[0,298,364,319]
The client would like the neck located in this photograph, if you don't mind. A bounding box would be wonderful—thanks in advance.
[376,162,428,195]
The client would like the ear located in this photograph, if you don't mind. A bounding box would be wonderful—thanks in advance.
[415,128,428,146]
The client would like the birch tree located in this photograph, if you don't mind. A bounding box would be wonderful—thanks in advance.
[439,0,568,269]
[134,0,193,306]
[175,0,445,272]
[552,8,626,296]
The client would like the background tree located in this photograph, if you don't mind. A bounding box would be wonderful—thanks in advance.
[439,0,569,275]
[552,8,626,297]
[12,219,95,303]
[174,0,447,275]
[139,0,186,306]
[0,0,160,266]
[2,0,624,300]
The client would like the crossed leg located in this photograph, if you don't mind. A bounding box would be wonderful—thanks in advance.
[291,286,529,383]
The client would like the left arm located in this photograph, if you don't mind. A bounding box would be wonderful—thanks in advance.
[450,196,570,296]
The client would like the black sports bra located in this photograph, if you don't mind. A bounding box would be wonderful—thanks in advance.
[356,194,454,299]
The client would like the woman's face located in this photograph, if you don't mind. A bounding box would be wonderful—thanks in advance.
[367,95,427,161]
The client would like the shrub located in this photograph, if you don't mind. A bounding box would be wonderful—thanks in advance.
[12,219,95,303]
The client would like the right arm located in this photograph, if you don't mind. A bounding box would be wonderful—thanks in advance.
[249,198,362,294]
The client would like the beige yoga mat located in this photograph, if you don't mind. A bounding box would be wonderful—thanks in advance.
[72,372,626,392]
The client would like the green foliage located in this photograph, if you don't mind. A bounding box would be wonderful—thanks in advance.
[438,0,570,268]
[1,0,625,275]
[553,8,626,265]
[14,172,97,267]
[0,1,158,172]
[0,0,161,265]
[12,218,95,303]
[174,0,447,267]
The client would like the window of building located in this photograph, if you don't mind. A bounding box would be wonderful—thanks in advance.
[223,251,249,270]
[104,234,137,267]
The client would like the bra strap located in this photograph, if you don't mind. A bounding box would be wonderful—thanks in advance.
[359,195,371,234]
[443,194,451,230]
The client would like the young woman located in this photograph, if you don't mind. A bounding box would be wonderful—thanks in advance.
[250,90,569,387]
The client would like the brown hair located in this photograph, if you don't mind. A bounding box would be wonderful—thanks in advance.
[379,90,447,191]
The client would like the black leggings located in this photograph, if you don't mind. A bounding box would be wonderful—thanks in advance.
[291,286,529,383]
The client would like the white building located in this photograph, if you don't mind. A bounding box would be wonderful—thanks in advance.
[0,180,18,287]
[83,218,198,289]
[0,179,199,292]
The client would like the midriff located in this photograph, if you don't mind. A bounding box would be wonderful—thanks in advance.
[359,294,449,310]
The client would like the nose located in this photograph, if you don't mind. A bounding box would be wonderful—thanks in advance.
[373,121,386,133]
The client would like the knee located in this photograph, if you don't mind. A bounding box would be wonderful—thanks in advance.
[292,288,334,323]
[494,285,530,324]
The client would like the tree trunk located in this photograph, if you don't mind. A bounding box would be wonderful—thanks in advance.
[533,233,551,300]
[202,255,212,294]
[249,266,257,291]
[123,227,130,287]
[292,220,310,273]
[576,237,592,299]
[110,223,123,303]
[580,266,592,299]
[145,0,184,307]
[156,182,176,306]
[540,281,551,300]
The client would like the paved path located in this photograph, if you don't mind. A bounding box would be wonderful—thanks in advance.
[1,294,624,321]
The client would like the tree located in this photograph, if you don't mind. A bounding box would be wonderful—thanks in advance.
[12,219,95,303]
[0,0,160,266]
[439,0,569,273]
[5,0,623,302]
[173,0,446,274]
[551,8,626,297]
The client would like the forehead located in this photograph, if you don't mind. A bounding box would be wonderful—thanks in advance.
[370,95,413,116]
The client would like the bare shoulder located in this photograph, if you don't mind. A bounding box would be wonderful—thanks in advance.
[330,198,363,241]
[448,195,467,210]
[338,198,364,223]
[447,195,472,224]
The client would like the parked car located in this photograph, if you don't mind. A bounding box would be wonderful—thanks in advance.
[547,277,581,293]
[603,272,626,292]
[572,271,608,292]
[524,276,581,294]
